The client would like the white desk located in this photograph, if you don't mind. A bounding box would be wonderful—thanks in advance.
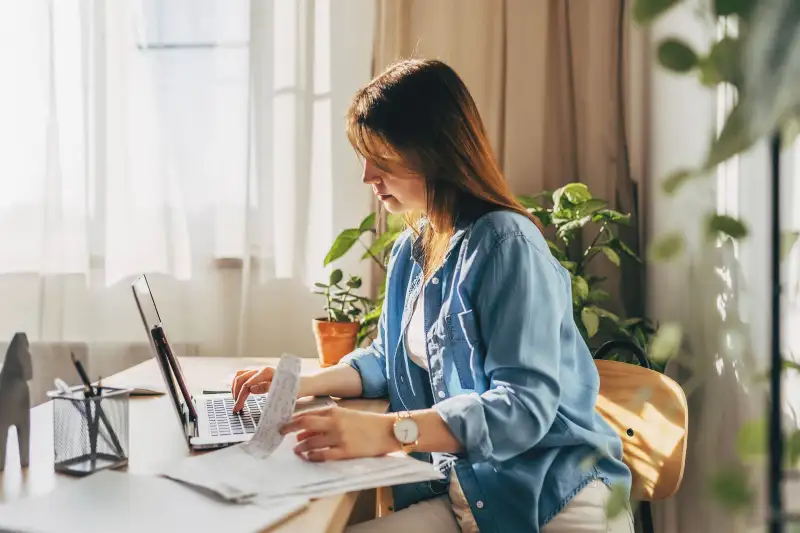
[0,357,388,532]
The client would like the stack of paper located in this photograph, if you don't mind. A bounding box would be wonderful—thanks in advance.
[161,355,443,504]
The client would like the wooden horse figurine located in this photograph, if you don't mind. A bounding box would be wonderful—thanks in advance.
[0,333,32,471]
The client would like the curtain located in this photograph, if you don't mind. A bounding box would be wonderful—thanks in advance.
[370,0,644,318]
[0,0,375,403]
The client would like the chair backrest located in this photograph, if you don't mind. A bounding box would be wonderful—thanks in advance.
[594,359,688,501]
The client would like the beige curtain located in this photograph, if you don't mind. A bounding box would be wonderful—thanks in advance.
[370,0,645,318]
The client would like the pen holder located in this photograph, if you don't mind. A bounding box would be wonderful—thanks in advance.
[48,386,131,476]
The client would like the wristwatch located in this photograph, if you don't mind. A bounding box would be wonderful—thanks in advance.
[392,411,420,453]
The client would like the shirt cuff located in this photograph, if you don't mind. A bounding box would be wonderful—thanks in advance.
[340,348,388,399]
[434,392,493,463]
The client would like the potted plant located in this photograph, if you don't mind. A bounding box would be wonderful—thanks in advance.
[311,269,371,367]
[322,183,656,366]
[518,183,657,365]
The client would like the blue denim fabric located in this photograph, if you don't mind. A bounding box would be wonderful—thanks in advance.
[341,210,631,532]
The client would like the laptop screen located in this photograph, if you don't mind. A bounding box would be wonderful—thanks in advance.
[131,274,196,427]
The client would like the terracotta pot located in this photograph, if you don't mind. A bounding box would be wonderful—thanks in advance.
[312,319,360,368]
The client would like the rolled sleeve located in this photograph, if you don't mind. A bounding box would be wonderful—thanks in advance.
[341,345,388,399]
[340,294,390,399]
[435,235,567,464]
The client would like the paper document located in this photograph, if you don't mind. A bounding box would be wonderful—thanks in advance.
[242,354,302,459]
[0,470,308,533]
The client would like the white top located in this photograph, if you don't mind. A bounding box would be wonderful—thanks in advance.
[405,286,428,370]
[404,287,478,533]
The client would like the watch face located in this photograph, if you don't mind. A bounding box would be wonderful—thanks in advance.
[393,417,419,444]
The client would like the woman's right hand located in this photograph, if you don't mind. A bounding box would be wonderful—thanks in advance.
[231,367,275,412]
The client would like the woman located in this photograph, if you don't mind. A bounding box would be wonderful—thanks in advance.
[231,59,633,533]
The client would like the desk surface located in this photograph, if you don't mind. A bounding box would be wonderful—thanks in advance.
[0,357,388,533]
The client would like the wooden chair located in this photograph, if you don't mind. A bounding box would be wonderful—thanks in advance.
[593,340,689,533]
[374,340,689,533]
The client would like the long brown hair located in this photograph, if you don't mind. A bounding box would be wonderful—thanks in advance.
[346,58,540,277]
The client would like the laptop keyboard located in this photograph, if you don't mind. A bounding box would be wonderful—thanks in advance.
[206,396,266,437]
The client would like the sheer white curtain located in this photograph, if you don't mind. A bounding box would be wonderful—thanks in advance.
[0,0,374,402]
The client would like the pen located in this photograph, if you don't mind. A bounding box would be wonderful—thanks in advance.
[69,354,124,457]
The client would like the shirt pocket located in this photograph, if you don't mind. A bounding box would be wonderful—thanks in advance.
[445,309,480,389]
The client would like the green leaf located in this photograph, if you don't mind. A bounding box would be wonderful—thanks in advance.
[714,0,755,17]
[604,483,630,519]
[314,282,328,289]
[324,229,363,265]
[658,38,698,73]
[707,214,748,240]
[622,317,644,327]
[561,260,577,273]
[615,239,643,264]
[632,0,682,24]
[364,231,399,260]
[704,102,755,170]
[782,231,800,260]
[573,199,607,218]
[736,419,767,459]
[648,232,685,261]
[662,169,694,195]
[358,212,377,232]
[699,37,742,88]
[710,466,754,511]
[556,215,593,240]
[592,210,631,225]
[347,276,363,289]
[330,309,350,322]
[517,195,544,210]
[573,276,590,302]
[547,240,566,259]
[589,288,611,303]
[600,247,621,267]
[329,269,343,285]
[558,183,592,205]
[649,323,682,363]
[589,305,621,324]
[788,430,800,467]
[782,115,800,149]
[581,307,600,338]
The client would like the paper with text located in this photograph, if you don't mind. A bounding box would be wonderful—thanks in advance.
[242,354,302,459]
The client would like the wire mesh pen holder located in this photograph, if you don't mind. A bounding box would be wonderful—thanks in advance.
[48,386,131,476]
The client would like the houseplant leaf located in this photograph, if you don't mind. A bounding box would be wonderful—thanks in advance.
[600,247,621,267]
[592,210,631,225]
[649,232,685,261]
[329,269,343,285]
[710,466,754,510]
[557,215,593,241]
[573,199,607,218]
[714,0,755,17]
[387,213,406,232]
[662,169,694,194]
[324,229,363,265]
[363,231,400,260]
[358,212,377,232]
[581,307,600,338]
[736,418,767,458]
[572,276,590,302]
[658,38,698,73]
[554,183,592,207]
[649,323,682,363]
[704,102,755,170]
[707,214,748,240]
[699,37,742,88]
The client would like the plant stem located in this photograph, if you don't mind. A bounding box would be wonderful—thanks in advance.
[358,238,387,272]
[578,224,607,273]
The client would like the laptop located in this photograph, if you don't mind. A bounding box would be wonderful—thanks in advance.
[131,274,266,450]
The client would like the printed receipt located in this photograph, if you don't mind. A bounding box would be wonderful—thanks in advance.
[242,354,302,459]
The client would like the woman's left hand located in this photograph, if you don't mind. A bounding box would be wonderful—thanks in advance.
[280,406,398,461]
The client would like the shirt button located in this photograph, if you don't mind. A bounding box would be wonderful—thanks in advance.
[431,277,440,285]
[476,500,484,509]
[437,390,445,398]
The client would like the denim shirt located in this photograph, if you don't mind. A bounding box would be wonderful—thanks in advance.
[341,210,631,532]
